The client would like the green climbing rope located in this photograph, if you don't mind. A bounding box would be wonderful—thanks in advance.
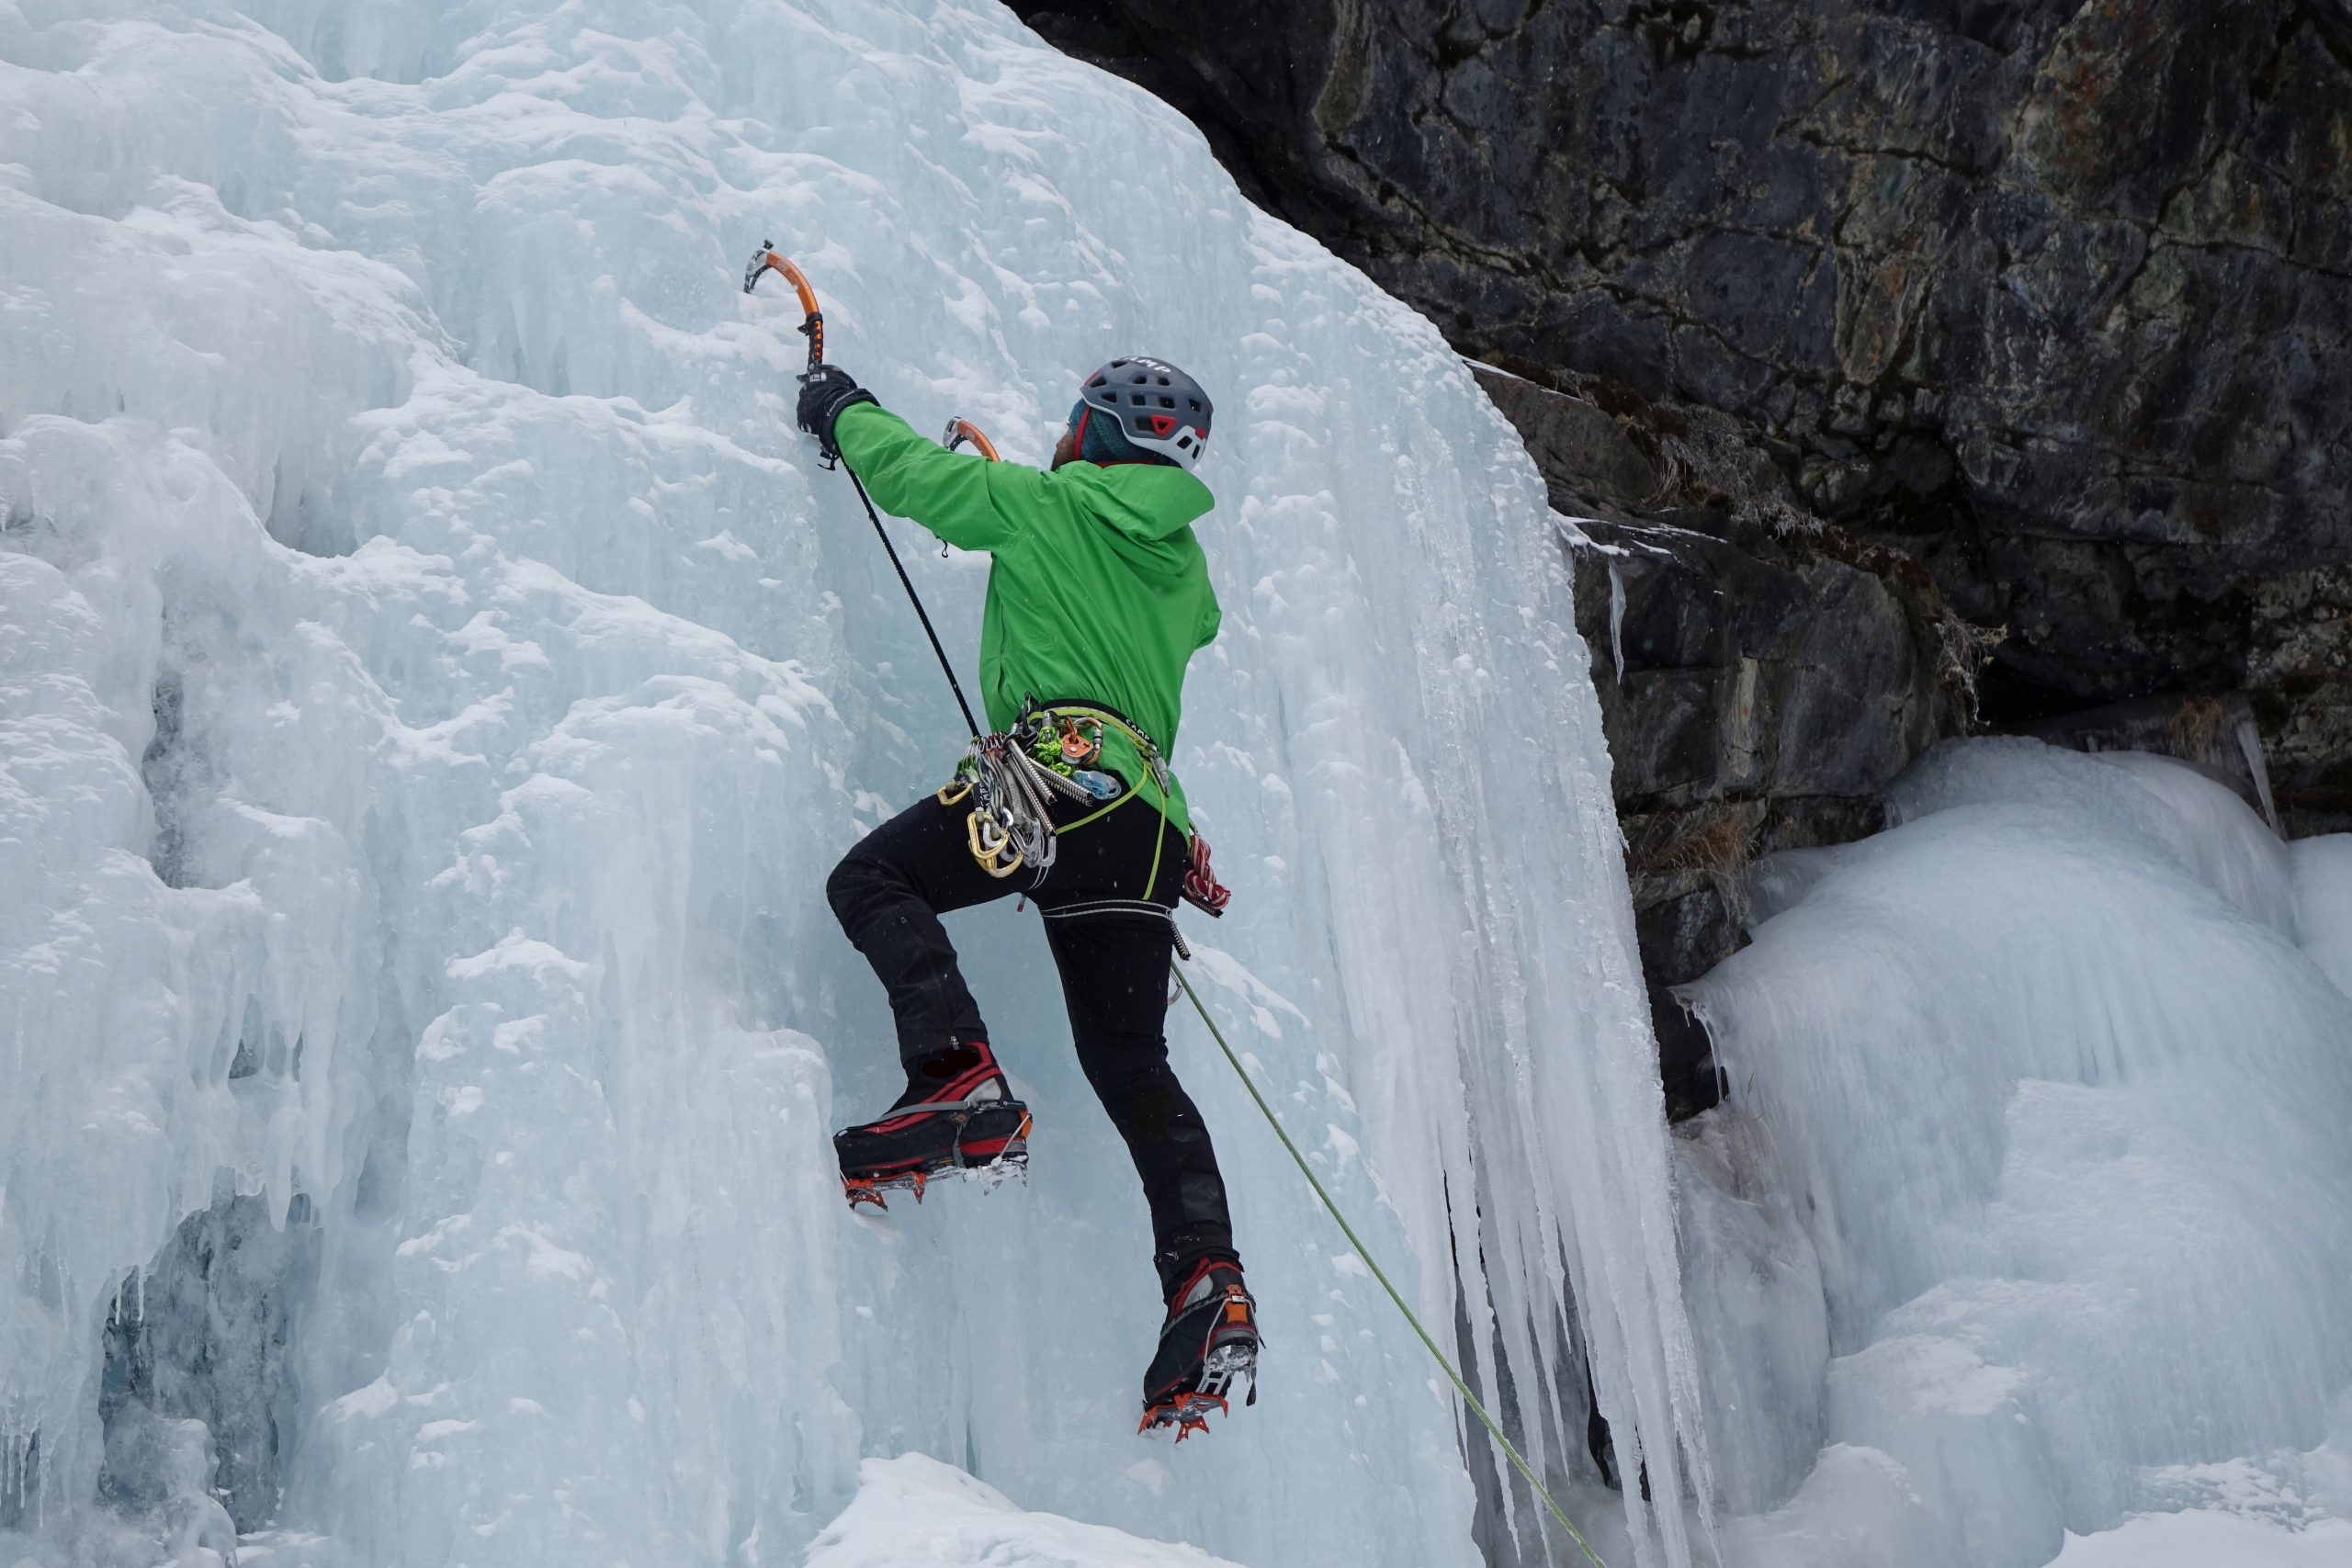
[1170,965,1611,1568]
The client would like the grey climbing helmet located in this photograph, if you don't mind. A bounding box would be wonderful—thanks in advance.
[1077,355,1213,469]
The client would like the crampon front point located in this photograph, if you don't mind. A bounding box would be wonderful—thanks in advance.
[1138,1342,1257,1441]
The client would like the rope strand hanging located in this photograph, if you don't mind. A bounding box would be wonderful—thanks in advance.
[1170,965,1611,1568]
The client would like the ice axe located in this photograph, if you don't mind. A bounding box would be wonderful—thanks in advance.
[743,241,986,739]
[744,242,1002,466]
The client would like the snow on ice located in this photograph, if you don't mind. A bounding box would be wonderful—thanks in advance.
[802,1453,1248,1568]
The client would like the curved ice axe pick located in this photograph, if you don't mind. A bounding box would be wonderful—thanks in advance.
[941,416,1001,460]
[743,241,825,370]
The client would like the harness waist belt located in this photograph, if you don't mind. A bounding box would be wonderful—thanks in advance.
[1030,695,1161,756]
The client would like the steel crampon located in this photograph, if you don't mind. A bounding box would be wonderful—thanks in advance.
[1137,1342,1256,1440]
[841,1104,1035,1213]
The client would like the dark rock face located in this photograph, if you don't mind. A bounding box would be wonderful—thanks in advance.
[1486,361,1971,973]
[1012,0,2352,830]
[1482,360,1971,1116]
[1580,511,1958,974]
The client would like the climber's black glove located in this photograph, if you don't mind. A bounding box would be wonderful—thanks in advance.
[796,364,877,463]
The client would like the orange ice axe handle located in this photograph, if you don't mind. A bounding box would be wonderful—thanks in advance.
[743,242,825,369]
[942,417,1001,461]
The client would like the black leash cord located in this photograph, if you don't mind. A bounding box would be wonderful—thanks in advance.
[842,461,983,740]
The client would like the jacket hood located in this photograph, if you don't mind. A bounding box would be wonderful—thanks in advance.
[1052,460,1214,550]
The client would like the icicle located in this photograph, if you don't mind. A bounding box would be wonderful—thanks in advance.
[2235,714,2281,834]
[1609,560,1627,684]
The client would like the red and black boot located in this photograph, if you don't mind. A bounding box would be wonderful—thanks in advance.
[1138,1258,1258,1438]
[834,1041,1031,1211]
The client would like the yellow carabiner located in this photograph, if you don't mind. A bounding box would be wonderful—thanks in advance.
[967,809,1024,878]
[938,777,973,807]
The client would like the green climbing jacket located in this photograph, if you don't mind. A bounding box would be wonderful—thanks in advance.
[833,401,1220,838]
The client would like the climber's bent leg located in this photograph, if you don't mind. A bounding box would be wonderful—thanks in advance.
[827,794,1021,1069]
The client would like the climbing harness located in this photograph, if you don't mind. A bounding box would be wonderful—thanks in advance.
[754,243,1607,1561]
[939,698,1167,886]
[937,710,1096,880]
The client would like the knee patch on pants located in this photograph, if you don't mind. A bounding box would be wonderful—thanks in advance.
[826,847,885,930]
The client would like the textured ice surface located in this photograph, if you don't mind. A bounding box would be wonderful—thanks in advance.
[1685,739,2352,1567]
[0,3,1702,1564]
[2293,834,2352,998]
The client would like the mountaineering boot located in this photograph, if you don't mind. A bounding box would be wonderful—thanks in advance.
[834,1041,1031,1211]
[1138,1258,1258,1438]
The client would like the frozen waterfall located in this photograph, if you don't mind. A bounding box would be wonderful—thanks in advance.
[0,3,1702,1566]
[1683,740,2352,1567]
[10,4,2351,1566]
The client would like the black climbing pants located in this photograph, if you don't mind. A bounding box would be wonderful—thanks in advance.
[826,790,1237,1295]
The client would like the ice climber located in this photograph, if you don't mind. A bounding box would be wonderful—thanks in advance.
[795,355,1260,1433]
